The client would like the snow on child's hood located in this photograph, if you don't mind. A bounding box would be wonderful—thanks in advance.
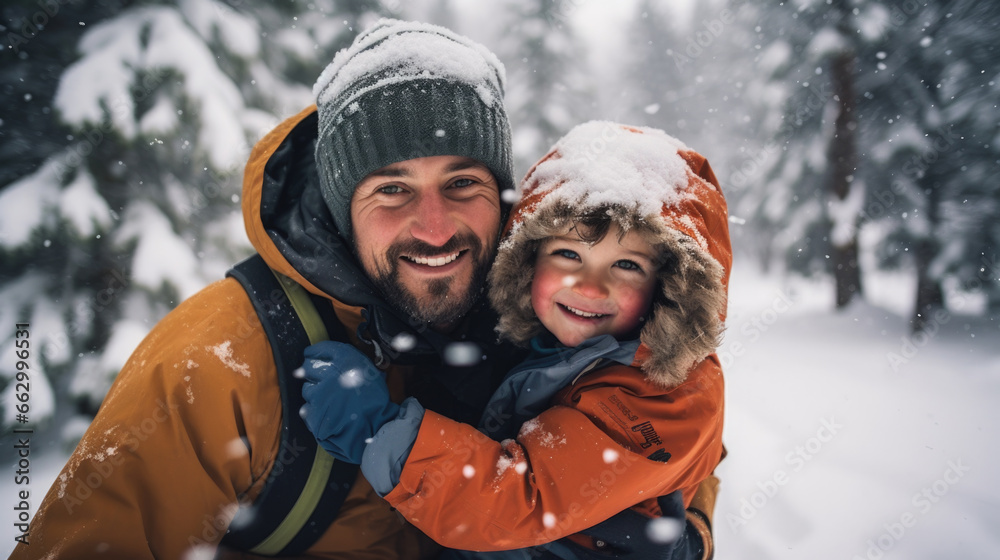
[506,121,731,270]
[313,19,506,112]
[517,121,693,221]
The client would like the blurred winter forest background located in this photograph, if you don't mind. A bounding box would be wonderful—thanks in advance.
[1,0,998,528]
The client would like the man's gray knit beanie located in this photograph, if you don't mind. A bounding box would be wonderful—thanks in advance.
[314,19,514,241]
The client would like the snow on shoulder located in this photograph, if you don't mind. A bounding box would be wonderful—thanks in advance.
[208,341,251,378]
[314,19,506,111]
[521,121,693,221]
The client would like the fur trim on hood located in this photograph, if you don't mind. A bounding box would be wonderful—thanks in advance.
[488,122,732,387]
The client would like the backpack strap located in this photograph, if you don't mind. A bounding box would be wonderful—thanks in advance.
[222,254,360,556]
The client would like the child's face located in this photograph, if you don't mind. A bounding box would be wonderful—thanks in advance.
[531,224,659,347]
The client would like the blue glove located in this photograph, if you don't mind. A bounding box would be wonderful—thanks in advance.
[299,341,400,464]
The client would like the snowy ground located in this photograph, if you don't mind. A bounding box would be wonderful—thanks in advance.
[2,265,998,558]
[716,265,1000,559]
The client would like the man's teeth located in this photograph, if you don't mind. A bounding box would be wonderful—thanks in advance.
[563,305,606,318]
[407,252,460,267]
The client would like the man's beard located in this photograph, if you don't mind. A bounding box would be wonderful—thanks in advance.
[368,233,495,327]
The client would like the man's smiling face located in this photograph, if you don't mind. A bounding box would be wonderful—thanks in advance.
[350,155,501,330]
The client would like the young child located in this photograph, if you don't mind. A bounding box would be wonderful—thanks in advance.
[301,121,731,559]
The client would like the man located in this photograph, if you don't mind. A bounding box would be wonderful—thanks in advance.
[12,19,718,560]
[12,19,520,560]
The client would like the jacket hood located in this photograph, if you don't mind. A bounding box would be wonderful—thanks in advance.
[241,106,503,366]
[488,121,732,387]
[242,106,366,303]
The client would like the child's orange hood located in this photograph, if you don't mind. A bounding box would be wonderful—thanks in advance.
[488,122,732,386]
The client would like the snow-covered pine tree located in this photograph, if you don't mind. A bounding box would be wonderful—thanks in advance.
[0,0,120,188]
[617,0,763,255]
[734,1,829,278]
[302,0,391,69]
[0,0,389,440]
[823,0,864,308]
[618,0,689,133]
[498,0,595,177]
[695,0,779,259]
[679,0,761,153]
[862,0,1000,329]
[0,0,126,435]
[741,0,888,306]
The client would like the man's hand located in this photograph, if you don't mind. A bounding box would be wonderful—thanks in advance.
[300,341,400,464]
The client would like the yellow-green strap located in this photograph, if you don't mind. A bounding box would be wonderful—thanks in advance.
[249,270,334,555]
[273,270,330,344]
[250,449,336,555]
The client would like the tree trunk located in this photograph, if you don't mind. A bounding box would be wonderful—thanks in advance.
[832,236,861,308]
[911,180,944,332]
[827,47,863,308]
[912,237,945,332]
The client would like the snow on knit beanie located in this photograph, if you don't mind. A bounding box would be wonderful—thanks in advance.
[314,19,514,241]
